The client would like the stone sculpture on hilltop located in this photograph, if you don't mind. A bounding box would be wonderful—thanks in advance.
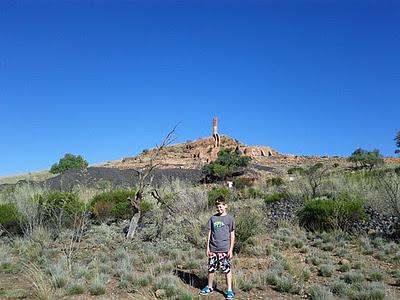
[213,116,220,148]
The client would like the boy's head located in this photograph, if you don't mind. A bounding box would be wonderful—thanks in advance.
[214,196,227,215]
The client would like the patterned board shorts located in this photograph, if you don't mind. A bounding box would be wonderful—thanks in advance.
[208,252,231,274]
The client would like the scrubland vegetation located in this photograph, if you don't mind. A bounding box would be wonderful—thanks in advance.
[1,159,400,299]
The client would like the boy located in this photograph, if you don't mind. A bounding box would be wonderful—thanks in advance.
[200,196,235,299]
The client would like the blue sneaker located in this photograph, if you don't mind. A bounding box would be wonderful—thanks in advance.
[199,286,214,295]
[226,290,234,299]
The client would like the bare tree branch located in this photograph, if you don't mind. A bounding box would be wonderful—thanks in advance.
[126,124,179,239]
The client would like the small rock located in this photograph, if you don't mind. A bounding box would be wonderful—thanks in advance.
[155,289,167,298]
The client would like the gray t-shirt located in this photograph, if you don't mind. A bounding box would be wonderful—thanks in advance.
[208,214,235,253]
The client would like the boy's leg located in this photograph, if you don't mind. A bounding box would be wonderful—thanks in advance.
[220,254,234,297]
[200,253,217,294]
[226,271,232,291]
[208,272,215,288]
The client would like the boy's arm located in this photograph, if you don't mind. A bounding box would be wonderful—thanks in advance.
[206,229,212,257]
[228,230,235,258]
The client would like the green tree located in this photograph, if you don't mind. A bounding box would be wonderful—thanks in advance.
[395,131,400,155]
[202,148,251,182]
[50,153,88,174]
[303,163,329,198]
[348,148,384,171]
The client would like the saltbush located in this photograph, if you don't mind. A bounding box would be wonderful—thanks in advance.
[0,203,24,234]
[297,198,366,231]
[238,187,264,200]
[233,177,254,189]
[90,189,136,220]
[264,192,287,204]
[266,177,285,187]
[38,192,84,215]
[234,207,263,252]
[207,187,230,206]
[287,167,305,175]
[34,191,85,227]
[309,285,335,300]
[140,200,153,214]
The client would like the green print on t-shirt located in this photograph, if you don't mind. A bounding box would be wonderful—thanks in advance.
[214,220,225,228]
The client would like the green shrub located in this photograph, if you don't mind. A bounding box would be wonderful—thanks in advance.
[90,189,136,220]
[366,269,383,282]
[110,201,131,219]
[287,167,304,175]
[140,200,153,214]
[264,192,287,204]
[0,203,24,234]
[302,268,311,282]
[50,153,88,174]
[309,285,335,300]
[246,187,263,199]
[236,271,255,291]
[178,292,194,300]
[297,198,366,231]
[266,177,285,187]
[331,280,348,296]
[234,207,263,253]
[67,281,85,295]
[318,264,334,277]
[42,191,84,214]
[234,177,254,189]
[306,253,325,266]
[89,275,107,295]
[348,282,385,300]
[348,148,384,170]
[153,274,179,297]
[343,270,365,284]
[48,260,69,288]
[0,289,28,299]
[207,187,230,206]
[202,148,251,182]
[338,263,351,272]
[274,274,301,294]
[36,192,85,227]
[238,187,264,200]
[391,270,400,286]
[132,272,154,288]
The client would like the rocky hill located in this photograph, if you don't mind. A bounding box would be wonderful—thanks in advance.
[100,135,278,170]
[98,135,400,176]
[1,135,399,191]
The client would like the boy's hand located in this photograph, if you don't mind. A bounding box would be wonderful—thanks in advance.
[207,251,213,257]
[227,250,233,258]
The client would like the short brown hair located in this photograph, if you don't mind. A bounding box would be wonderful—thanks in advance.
[214,196,226,205]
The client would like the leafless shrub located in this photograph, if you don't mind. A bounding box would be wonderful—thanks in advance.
[375,169,400,216]
[126,125,178,239]
[139,179,209,246]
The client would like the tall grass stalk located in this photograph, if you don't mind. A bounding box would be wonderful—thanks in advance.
[24,263,54,300]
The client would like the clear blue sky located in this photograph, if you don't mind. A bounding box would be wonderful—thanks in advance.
[1,0,399,176]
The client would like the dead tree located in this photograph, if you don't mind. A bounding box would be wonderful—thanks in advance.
[126,125,177,239]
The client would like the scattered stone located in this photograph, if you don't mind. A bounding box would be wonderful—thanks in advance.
[72,232,82,242]
[155,289,166,298]
[339,259,350,265]
[265,198,301,228]
[265,199,398,238]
